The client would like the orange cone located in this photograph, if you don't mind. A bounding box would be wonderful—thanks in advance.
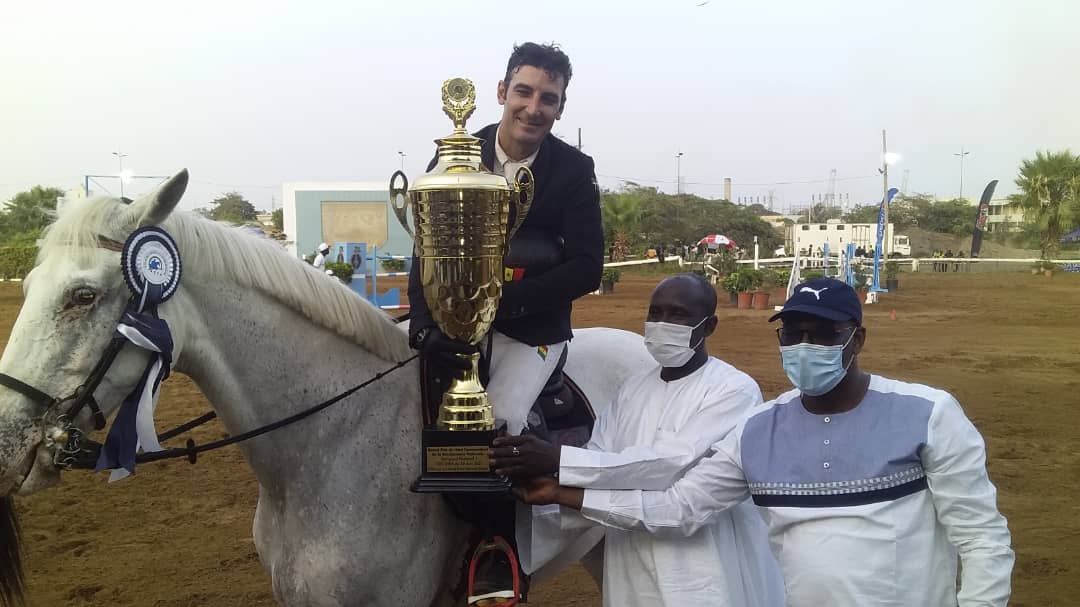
[890,309,897,321]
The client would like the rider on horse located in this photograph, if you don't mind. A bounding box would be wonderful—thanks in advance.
[406,42,603,605]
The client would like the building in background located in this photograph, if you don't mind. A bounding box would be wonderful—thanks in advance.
[281,182,414,260]
[985,197,1025,233]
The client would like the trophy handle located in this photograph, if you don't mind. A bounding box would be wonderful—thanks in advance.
[508,166,535,240]
[389,170,414,240]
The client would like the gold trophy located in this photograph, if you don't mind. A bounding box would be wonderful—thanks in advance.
[390,77,533,493]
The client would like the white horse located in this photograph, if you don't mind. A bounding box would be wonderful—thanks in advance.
[0,170,653,606]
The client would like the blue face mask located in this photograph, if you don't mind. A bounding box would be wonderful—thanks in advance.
[779,329,856,396]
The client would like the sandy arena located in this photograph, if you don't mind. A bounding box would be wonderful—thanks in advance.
[5,271,1078,606]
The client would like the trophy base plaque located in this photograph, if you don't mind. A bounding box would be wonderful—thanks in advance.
[411,420,512,494]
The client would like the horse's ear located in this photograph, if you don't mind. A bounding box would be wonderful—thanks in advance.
[126,169,189,228]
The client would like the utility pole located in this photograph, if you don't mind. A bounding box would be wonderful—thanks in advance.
[953,147,970,201]
[398,150,406,170]
[112,150,128,200]
[881,130,889,256]
[675,151,684,195]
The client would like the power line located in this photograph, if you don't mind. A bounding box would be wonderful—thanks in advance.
[190,180,279,190]
[596,173,880,187]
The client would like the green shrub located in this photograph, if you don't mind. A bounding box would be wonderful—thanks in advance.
[325,262,354,283]
[740,268,764,290]
[601,267,621,283]
[773,268,792,288]
[0,246,37,279]
[720,271,755,293]
[381,258,406,272]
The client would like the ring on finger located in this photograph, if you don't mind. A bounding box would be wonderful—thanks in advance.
[512,446,521,457]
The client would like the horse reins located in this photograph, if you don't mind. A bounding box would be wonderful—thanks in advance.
[64,352,419,469]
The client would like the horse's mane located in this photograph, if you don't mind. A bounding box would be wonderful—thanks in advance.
[40,197,413,363]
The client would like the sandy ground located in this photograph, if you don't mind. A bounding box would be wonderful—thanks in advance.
[4,270,1079,606]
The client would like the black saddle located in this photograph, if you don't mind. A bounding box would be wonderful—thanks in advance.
[530,346,595,448]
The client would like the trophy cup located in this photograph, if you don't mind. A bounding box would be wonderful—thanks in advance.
[389,77,534,493]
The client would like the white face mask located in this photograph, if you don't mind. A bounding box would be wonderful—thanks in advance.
[643,317,709,368]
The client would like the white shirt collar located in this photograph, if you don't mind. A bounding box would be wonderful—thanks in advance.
[493,125,540,176]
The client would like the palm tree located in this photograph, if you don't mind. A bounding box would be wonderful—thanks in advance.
[0,185,64,243]
[600,192,642,262]
[1010,150,1080,259]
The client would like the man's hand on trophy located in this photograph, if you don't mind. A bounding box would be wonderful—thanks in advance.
[490,434,560,478]
[420,326,477,373]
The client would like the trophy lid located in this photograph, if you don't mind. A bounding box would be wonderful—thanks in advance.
[410,78,512,193]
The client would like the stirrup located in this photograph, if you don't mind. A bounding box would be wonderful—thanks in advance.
[466,535,521,606]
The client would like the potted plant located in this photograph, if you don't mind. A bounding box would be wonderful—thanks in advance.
[325,262,353,284]
[600,267,621,294]
[720,272,741,306]
[771,268,791,303]
[1032,259,1058,277]
[753,268,777,310]
[852,270,869,303]
[739,268,762,310]
[884,260,900,291]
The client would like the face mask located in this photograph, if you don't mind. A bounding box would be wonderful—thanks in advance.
[779,329,856,396]
[644,317,708,367]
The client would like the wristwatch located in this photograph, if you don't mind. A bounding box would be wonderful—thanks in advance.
[410,326,431,350]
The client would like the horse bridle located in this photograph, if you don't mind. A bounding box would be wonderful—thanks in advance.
[0,236,129,468]
[0,339,120,464]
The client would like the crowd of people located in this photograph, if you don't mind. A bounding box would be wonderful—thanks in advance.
[932,248,969,272]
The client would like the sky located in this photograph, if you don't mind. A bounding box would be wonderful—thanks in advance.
[2,0,1078,214]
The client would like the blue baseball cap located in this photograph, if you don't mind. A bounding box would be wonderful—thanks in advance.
[768,278,862,325]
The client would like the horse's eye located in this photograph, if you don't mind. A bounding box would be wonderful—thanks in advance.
[71,288,97,306]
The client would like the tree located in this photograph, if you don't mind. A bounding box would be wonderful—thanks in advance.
[601,188,645,261]
[0,185,65,244]
[919,198,972,235]
[207,192,257,223]
[272,208,284,231]
[843,204,880,224]
[1010,150,1080,259]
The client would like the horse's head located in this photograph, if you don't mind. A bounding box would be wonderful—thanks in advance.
[0,170,189,495]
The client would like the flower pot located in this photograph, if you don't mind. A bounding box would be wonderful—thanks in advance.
[885,278,899,291]
[1043,270,1053,277]
[1031,268,1039,275]
[600,280,615,294]
[737,292,754,309]
[772,287,787,304]
[729,291,739,307]
[752,291,771,310]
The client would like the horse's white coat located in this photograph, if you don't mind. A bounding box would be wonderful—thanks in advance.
[0,172,654,606]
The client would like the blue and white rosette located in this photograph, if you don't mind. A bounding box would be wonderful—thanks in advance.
[96,227,181,481]
[121,227,182,313]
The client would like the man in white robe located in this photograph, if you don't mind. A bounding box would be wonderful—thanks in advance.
[492,273,783,606]
[513,278,1014,606]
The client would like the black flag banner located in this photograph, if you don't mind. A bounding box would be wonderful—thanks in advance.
[969,180,998,258]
